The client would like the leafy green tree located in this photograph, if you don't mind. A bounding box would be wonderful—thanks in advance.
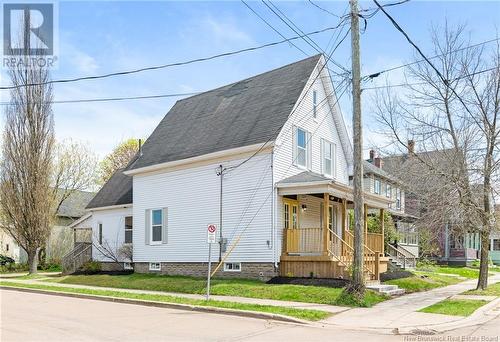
[99,139,140,185]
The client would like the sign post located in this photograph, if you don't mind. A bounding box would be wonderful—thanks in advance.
[206,224,217,300]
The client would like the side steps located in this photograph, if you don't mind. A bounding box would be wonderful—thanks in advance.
[366,284,406,296]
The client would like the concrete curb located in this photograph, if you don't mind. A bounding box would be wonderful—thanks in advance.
[0,285,310,325]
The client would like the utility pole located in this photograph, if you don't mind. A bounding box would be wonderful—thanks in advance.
[216,165,226,262]
[350,0,365,292]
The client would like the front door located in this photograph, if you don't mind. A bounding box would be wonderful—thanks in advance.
[283,198,299,252]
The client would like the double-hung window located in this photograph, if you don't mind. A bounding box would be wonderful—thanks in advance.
[124,216,133,244]
[396,189,401,210]
[374,179,381,195]
[386,184,392,198]
[296,127,308,168]
[313,90,318,118]
[151,209,163,244]
[321,139,334,177]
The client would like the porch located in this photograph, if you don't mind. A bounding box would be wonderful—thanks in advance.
[277,172,392,281]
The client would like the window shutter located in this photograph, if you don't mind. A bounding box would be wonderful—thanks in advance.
[292,125,297,165]
[145,209,150,245]
[162,207,168,244]
[307,131,312,170]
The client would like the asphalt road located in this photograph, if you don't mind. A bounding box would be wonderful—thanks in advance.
[1,289,498,342]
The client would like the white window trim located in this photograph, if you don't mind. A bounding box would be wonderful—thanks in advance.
[386,184,392,198]
[150,209,163,245]
[124,216,133,245]
[124,262,133,270]
[295,127,309,170]
[149,262,161,271]
[223,262,241,272]
[396,189,401,210]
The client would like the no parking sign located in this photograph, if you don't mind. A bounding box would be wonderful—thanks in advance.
[207,224,217,244]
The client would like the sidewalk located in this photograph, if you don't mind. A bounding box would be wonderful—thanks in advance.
[323,273,500,333]
[1,273,499,333]
[0,276,348,314]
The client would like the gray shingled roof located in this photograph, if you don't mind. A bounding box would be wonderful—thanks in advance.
[126,55,322,171]
[57,190,95,218]
[86,169,132,209]
[363,160,397,182]
[277,171,331,185]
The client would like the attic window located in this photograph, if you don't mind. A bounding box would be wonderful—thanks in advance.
[313,90,318,118]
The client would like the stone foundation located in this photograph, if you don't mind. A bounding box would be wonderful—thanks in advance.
[100,262,125,272]
[133,262,277,280]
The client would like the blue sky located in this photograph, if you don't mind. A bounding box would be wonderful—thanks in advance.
[1,1,499,158]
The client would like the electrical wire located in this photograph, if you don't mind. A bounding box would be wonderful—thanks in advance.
[0,25,342,90]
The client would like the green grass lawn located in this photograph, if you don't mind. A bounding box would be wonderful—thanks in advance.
[463,282,500,296]
[384,272,462,293]
[0,281,328,321]
[416,265,479,279]
[56,273,387,307]
[419,299,489,316]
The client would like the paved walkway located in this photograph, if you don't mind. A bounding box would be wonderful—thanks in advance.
[322,273,500,333]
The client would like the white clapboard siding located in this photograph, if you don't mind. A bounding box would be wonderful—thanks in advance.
[273,61,351,262]
[273,61,350,185]
[90,207,133,262]
[132,152,274,263]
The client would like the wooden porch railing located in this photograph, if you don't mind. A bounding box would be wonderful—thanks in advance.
[345,230,383,254]
[283,228,380,280]
[285,228,323,254]
[386,243,417,269]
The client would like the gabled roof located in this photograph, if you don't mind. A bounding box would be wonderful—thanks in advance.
[126,55,322,172]
[57,190,95,218]
[86,169,132,209]
[362,160,397,182]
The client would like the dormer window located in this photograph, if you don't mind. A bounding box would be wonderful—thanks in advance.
[313,90,318,118]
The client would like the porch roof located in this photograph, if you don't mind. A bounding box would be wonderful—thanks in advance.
[276,171,393,209]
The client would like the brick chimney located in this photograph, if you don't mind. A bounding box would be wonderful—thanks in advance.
[374,157,383,168]
[408,140,415,155]
[369,149,376,161]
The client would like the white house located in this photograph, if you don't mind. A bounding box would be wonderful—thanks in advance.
[73,55,392,280]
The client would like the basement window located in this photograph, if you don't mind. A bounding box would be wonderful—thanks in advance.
[149,262,161,271]
[224,262,241,272]
[124,262,133,270]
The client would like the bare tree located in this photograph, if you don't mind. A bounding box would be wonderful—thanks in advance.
[52,139,98,212]
[0,20,55,274]
[373,24,499,289]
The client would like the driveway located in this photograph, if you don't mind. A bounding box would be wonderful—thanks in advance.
[1,289,499,342]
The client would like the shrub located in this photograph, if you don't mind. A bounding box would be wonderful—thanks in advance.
[0,254,15,266]
[416,258,436,271]
[81,261,101,274]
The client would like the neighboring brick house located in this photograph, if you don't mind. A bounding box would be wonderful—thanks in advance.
[380,143,484,265]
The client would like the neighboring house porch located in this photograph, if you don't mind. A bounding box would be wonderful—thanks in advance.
[277,172,392,281]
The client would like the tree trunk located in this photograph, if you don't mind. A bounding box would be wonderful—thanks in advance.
[477,230,489,290]
[27,248,40,274]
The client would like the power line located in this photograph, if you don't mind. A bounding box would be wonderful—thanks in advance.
[372,0,486,132]
[241,0,309,56]
[362,66,496,90]
[263,0,350,74]
[308,0,341,18]
[0,25,341,90]
[363,37,500,80]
